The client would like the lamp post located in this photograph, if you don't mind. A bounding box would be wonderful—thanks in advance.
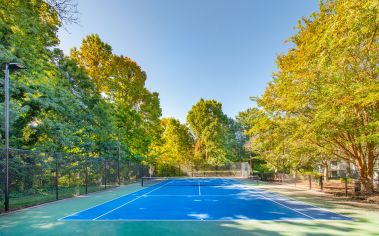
[3,62,25,211]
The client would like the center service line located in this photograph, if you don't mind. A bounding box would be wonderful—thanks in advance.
[92,180,173,220]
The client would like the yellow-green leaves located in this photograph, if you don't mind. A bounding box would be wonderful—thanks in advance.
[187,99,247,167]
[241,0,378,192]
[70,34,162,160]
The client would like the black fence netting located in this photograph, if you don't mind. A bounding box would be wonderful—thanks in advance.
[152,162,251,178]
[258,172,324,190]
[189,162,245,177]
[0,148,148,212]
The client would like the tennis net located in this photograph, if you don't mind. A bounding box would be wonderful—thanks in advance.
[141,177,242,187]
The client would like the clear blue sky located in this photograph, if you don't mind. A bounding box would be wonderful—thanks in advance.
[58,0,319,122]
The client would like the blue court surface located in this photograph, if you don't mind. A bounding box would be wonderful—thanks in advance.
[61,178,352,221]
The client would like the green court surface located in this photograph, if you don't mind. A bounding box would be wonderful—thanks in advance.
[0,181,378,236]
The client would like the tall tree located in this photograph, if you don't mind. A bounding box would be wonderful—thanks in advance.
[151,118,194,174]
[241,0,378,192]
[70,34,112,93]
[187,99,231,167]
[70,34,162,160]
[0,0,84,153]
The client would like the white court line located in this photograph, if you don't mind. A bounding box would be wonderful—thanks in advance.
[58,181,164,221]
[63,218,340,222]
[62,206,351,221]
[242,185,315,220]
[92,181,173,220]
[145,194,264,197]
[61,180,351,222]
[250,186,353,219]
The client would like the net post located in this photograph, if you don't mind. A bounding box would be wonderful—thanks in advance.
[141,177,144,187]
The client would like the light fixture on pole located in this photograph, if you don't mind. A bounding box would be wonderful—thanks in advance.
[3,62,25,211]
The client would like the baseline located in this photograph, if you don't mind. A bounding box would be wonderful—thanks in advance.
[59,180,168,221]
[93,180,173,220]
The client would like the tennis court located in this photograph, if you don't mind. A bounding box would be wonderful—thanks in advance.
[61,178,351,221]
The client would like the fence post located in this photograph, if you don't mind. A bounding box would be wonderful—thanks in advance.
[4,148,10,211]
[138,164,141,179]
[127,160,130,183]
[308,175,312,190]
[85,156,88,194]
[345,179,348,197]
[117,157,121,186]
[104,158,107,190]
[54,153,59,200]
[320,176,323,192]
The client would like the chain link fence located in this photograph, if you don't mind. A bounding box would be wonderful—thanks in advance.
[0,148,148,212]
[153,162,251,178]
[258,172,324,191]
[257,172,366,195]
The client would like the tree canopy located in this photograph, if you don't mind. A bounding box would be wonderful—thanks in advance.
[0,0,161,164]
[187,99,249,167]
[2,0,375,192]
[239,0,378,192]
[0,0,248,180]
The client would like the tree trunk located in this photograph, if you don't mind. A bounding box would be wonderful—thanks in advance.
[366,143,375,193]
[356,158,374,193]
[337,138,374,193]
[360,177,374,193]
[205,145,208,161]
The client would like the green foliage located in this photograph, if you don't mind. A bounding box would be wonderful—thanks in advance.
[70,34,162,160]
[240,0,378,192]
[0,0,162,166]
[149,118,194,174]
[302,171,322,178]
[340,177,353,184]
[0,1,256,182]
[187,99,249,167]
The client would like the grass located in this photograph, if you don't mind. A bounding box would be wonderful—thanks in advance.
[0,181,378,235]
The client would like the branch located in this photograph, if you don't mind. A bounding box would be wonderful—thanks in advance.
[46,0,79,25]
